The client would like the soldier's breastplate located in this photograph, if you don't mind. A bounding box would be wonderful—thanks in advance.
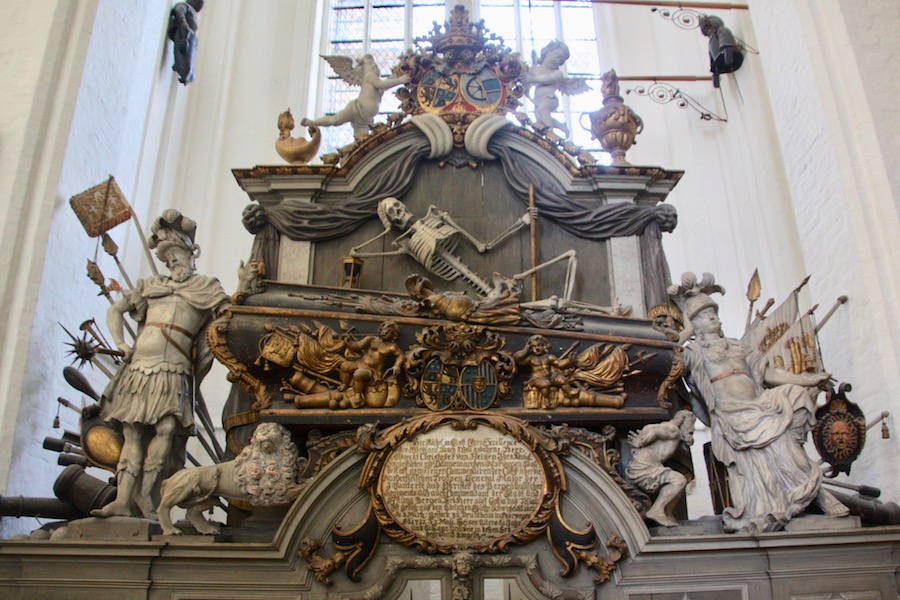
[132,295,206,368]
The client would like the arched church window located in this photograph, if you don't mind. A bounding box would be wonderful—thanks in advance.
[317,0,602,155]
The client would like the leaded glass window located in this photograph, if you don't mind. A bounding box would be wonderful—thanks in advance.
[318,1,601,155]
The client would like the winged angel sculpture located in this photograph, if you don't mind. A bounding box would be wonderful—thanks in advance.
[302,55,410,139]
[526,41,591,137]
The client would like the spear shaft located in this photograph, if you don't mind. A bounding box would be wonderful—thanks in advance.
[815,296,848,334]
[529,184,538,302]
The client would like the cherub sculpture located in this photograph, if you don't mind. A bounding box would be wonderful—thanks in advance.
[338,321,405,407]
[302,55,410,139]
[514,334,577,409]
[626,410,696,527]
[350,197,577,303]
[526,41,591,136]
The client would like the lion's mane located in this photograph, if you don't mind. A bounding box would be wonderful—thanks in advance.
[233,422,301,506]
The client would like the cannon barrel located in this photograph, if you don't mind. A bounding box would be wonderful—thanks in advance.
[0,496,81,520]
[43,437,84,455]
[57,453,90,468]
[52,465,116,515]
[830,491,900,526]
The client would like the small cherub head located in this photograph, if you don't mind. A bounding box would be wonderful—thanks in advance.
[538,40,570,67]
[452,551,474,578]
[527,334,550,355]
[378,321,400,342]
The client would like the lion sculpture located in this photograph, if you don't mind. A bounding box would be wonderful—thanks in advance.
[158,422,305,536]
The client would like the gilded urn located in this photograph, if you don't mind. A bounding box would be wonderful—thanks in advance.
[582,69,643,166]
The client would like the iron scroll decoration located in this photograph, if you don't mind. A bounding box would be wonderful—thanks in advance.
[300,413,627,585]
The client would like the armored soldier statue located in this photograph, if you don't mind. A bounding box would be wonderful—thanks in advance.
[93,209,229,519]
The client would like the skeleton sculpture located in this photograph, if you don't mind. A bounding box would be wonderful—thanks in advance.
[350,197,577,302]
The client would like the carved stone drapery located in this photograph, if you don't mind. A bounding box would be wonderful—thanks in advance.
[487,130,675,308]
[244,137,431,273]
[240,127,676,305]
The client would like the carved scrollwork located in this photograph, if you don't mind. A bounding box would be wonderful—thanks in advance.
[298,537,348,586]
[207,309,272,410]
[573,532,628,585]
[546,424,652,516]
[546,504,628,584]
[657,346,684,409]
[309,413,595,587]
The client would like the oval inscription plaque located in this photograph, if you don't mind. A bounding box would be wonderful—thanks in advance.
[379,425,545,547]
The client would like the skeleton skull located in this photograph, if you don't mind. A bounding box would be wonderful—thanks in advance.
[377,197,413,230]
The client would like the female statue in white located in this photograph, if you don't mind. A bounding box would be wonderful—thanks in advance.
[669,272,848,533]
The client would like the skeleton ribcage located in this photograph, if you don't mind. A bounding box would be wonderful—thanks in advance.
[407,218,462,281]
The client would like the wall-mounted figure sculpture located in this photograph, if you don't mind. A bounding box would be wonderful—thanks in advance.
[167,0,204,85]
[302,55,410,139]
[92,210,229,520]
[699,15,744,88]
[626,410,696,527]
[526,41,591,137]
[351,197,577,303]
[669,272,848,532]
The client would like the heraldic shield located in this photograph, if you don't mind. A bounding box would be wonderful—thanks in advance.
[407,324,515,412]
[420,358,498,411]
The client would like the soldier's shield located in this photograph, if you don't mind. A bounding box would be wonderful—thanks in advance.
[459,360,498,410]
[421,357,458,411]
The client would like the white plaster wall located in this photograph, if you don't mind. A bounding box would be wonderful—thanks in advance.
[839,0,900,208]
[749,0,900,501]
[0,0,100,535]
[0,0,182,537]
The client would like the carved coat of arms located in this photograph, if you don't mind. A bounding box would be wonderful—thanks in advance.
[405,323,514,411]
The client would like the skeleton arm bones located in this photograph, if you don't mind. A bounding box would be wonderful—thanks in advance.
[436,209,532,253]
[349,227,408,258]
